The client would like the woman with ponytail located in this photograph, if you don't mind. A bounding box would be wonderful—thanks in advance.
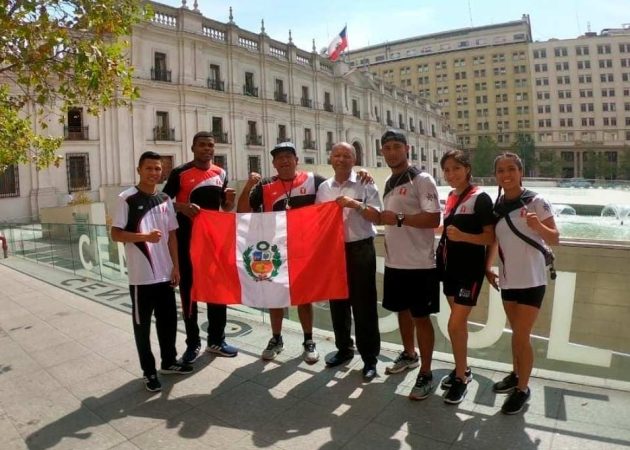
[437,149,495,405]
[486,152,559,415]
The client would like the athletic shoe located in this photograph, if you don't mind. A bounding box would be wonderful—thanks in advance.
[161,362,194,375]
[262,337,284,361]
[181,344,201,364]
[443,377,468,404]
[440,367,473,390]
[493,371,519,393]
[144,374,161,392]
[385,351,419,375]
[501,387,531,415]
[408,372,434,401]
[206,341,238,357]
[302,340,320,364]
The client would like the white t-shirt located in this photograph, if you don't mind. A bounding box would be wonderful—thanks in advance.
[494,190,554,289]
[383,167,441,269]
[315,171,382,243]
[112,187,178,285]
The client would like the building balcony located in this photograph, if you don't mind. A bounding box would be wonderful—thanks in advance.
[399,123,405,130]
[64,126,89,140]
[323,103,334,112]
[246,134,263,146]
[207,79,225,91]
[421,154,427,162]
[352,109,361,118]
[325,142,333,152]
[274,92,288,103]
[153,127,175,141]
[410,125,416,132]
[419,128,425,135]
[386,119,393,126]
[433,156,439,163]
[277,137,291,144]
[243,85,259,97]
[301,98,312,108]
[213,132,228,144]
[303,140,317,150]
[151,68,171,82]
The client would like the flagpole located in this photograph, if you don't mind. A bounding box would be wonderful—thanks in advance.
[343,23,348,63]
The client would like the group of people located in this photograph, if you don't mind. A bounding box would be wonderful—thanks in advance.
[111,128,559,416]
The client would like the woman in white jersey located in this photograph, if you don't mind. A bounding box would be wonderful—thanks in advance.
[437,150,495,405]
[486,152,559,415]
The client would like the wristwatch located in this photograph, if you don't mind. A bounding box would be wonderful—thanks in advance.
[358,203,368,213]
[396,212,405,227]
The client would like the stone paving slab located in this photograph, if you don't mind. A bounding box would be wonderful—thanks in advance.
[1,262,630,449]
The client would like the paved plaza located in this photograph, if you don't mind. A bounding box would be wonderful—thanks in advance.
[1,261,629,449]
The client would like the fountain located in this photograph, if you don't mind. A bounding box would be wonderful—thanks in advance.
[601,204,630,226]
[553,204,577,216]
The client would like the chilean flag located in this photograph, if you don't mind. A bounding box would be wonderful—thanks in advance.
[327,26,348,62]
[190,202,348,307]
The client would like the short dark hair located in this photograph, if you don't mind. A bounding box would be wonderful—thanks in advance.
[138,151,161,166]
[192,131,215,145]
[381,129,407,145]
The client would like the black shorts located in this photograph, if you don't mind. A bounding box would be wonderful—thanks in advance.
[501,285,546,309]
[383,267,439,318]
[443,276,484,307]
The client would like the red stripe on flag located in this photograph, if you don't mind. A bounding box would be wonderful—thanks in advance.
[190,210,241,304]
[286,202,348,304]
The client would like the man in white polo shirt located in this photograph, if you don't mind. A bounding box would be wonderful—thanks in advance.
[379,129,441,401]
[316,142,382,380]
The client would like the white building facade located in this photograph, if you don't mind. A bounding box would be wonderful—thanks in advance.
[0,2,457,222]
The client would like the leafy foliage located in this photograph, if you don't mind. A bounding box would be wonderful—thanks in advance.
[0,0,151,169]
[472,136,499,177]
[512,133,536,177]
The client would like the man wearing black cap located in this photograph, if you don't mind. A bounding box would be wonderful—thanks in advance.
[379,129,442,401]
[163,131,238,364]
[237,141,325,363]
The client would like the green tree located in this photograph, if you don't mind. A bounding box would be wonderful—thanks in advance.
[0,0,151,171]
[472,136,499,177]
[618,148,630,180]
[512,132,536,177]
[537,150,562,178]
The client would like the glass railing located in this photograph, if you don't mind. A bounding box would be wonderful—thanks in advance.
[2,222,629,387]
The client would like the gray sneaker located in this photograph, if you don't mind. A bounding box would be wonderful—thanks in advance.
[409,372,434,401]
[302,340,320,364]
[262,337,284,361]
[385,351,419,374]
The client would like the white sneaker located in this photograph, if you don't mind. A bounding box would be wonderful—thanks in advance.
[302,340,319,364]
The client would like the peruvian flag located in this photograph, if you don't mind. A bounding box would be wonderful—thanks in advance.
[327,26,348,62]
[190,202,348,307]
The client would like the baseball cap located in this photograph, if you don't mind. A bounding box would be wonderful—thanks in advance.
[381,129,407,145]
[270,141,297,157]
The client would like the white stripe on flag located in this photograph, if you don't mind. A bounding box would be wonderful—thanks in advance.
[236,212,291,308]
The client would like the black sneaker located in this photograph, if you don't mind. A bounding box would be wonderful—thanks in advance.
[144,374,161,392]
[181,344,201,364]
[408,372,434,401]
[440,367,473,390]
[501,387,531,415]
[443,377,468,404]
[161,362,194,375]
[493,371,519,393]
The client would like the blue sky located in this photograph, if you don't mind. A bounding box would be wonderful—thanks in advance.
[163,0,628,52]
